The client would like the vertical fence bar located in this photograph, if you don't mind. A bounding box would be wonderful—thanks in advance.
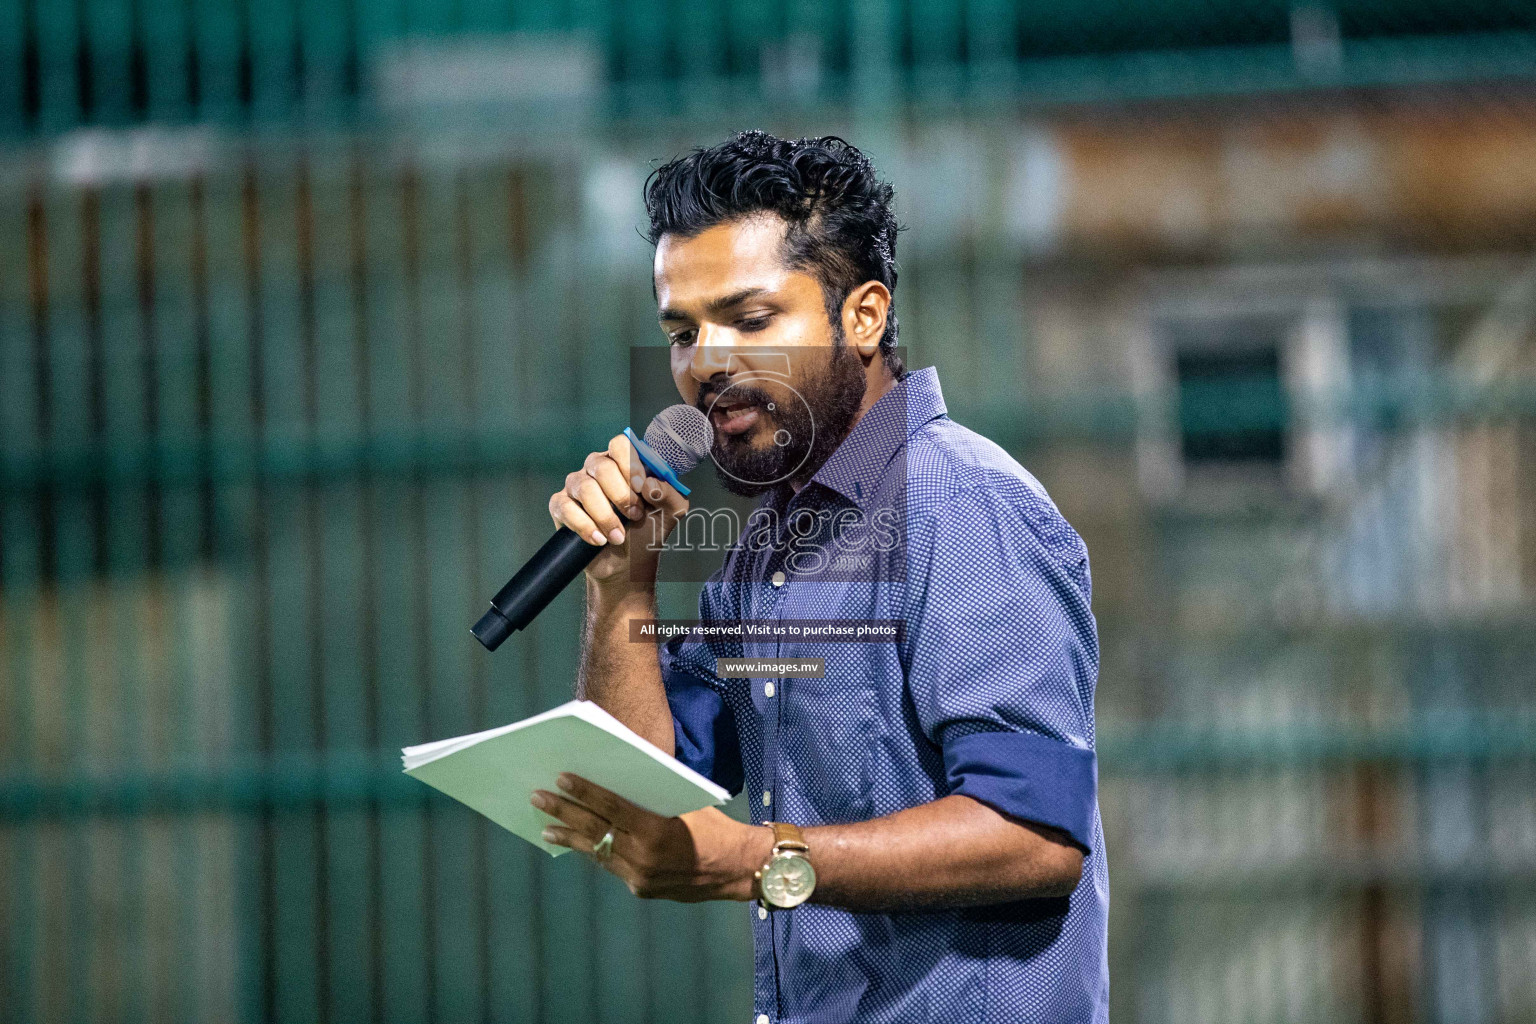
[309,141,376,1024]
[255,144,324,1024]
[369,148,431,1024]
[727,0,774,94]
[249,0,297,122]
[150,177,204,573]
[783,0,831,75]
[851,0,897,109]
[37,176,99,1024]
[351,0,399,76]
[972,136,1024,400]
[617,0,669,113]
[522,174,598,1024]
[473,160,545,1024]
[201,151,267,1024]
[297,0,351,122]
[82,0,132,126]
[0,0,22,134]
[183,168,244,1024]
[964,0,1015,96]
[910,0,961,98]
[416,161,486,1024]
[149,173,217,1024]
[0,161,40,1024]
[453,160,495,1024]
[191,0,244,123]
[141,0,191,121]
[679,0,725,116]
[95,175,151,1024]
[34,0,82,131]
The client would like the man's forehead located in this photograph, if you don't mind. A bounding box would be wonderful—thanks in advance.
[653,214,792,301]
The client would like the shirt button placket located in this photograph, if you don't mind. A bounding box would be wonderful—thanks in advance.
[762,566,787,1013]
[763,569,786,822]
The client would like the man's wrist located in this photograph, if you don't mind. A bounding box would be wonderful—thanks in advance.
[586,575,657,612]
[738,823,777,902]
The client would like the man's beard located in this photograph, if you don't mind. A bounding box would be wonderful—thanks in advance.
[701,336,869,498]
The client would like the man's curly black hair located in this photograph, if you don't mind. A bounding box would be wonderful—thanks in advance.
[643,131,904,377]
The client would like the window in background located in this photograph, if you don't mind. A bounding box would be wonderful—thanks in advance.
[1158,313,1293,491]
[1175,344,1287,467]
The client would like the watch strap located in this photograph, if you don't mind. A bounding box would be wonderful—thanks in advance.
[766,821,808,853]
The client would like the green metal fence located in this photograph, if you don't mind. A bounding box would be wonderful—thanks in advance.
[3,4,1536,1023]
[2,0,1535,134]
[2,128,1534,1023]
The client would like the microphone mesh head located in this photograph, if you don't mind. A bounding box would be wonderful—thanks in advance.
[644,404,713,476]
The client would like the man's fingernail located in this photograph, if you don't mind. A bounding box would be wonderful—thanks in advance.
[627,505,643,520]
[631,475,644,490]
[541,828,558,843]
[591,530,606,545]
[530,792,548,810]
[556,774,574,791]
[608,527,625,545]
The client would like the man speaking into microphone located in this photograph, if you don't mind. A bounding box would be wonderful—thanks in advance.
[530,132,1107,1023]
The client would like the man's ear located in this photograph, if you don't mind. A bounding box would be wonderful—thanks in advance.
[841,281,891,360]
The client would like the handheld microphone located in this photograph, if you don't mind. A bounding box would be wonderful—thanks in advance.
[471,404,713,651]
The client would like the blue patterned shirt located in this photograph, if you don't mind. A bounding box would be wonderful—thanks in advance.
[660,366,1108,1023]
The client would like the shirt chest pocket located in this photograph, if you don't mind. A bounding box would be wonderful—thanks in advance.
[770,582,887,824]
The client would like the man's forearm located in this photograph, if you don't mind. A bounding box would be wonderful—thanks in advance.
[794,795,1083,913]
[539,783,1084,911]
[576,578,675,754]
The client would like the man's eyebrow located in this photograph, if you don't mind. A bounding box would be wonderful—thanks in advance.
[658,287,772,323]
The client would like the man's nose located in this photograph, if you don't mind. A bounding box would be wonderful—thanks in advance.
[689,323,733,383]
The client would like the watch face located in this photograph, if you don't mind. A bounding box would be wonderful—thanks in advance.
[761,854,816,908]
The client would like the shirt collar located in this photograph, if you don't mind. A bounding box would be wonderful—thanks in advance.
[793,365,947,510]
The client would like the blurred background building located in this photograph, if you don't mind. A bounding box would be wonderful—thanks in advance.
[1,2,1534,1023]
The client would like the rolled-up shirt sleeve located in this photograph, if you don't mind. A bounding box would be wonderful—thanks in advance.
[903,484,1101,853]
[656,577,745,796]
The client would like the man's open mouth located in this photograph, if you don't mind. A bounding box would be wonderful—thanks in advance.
[708,397,763,436]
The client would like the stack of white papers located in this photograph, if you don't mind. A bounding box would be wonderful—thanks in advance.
[403,699,731,857]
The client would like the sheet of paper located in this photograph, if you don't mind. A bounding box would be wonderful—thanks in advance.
[404,702,729,856]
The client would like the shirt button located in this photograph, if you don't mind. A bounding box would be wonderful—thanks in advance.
[757,1015,770,1024]
[762,790,772,807]
[764,681,775,697]
[771,571,785,587]
[757,904,768,920]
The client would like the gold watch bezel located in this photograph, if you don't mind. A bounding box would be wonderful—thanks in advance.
[755,822,816,909]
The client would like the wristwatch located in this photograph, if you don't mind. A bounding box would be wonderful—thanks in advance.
[755,821,816,909]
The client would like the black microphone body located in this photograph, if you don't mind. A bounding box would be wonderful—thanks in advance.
[472,405,713,652]
[472,527,601,650]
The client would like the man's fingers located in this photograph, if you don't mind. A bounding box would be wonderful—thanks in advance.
[607,433,644,490]
[556,773,651,832]
[607,433,688,519]
[586,453,643,522]
[539,823,579,851]
[539,824,643,887]
[531,789,614,843]
[540,824,613,858]
[638,476,688,519]
[549,492,606,546]
[566,473,627,545]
